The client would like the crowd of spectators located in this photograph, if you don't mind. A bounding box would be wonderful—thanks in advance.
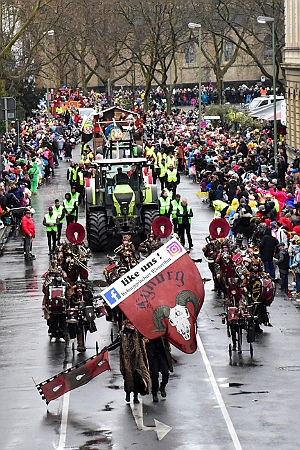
[48,81,282,119]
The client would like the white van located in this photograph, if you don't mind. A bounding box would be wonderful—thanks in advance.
[246,95,284,112]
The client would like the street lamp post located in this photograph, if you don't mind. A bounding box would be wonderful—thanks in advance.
[44,30,55,116]
[188,22,202,134]
[257,16,277,172]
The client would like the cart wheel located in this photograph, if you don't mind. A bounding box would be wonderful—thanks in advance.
[250,343,254,359]
[229,343,232,360]
[238,327,243,354]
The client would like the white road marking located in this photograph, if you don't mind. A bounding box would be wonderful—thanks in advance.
[196,332,243,450]
[57,363,71,449]
[130,399,172,440]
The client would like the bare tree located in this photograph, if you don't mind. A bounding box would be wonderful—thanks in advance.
[117,0,192,112]
[0,0,59,94]
[53,0,131,95]
[191,0,285,92]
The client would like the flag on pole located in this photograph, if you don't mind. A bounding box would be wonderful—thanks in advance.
[101,238,205,354]
[36,350,110,404]
[81,114,94,143]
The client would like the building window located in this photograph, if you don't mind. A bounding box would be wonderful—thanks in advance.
[185,43,194,64]
[264,35,273,61]
[224,41,234,61]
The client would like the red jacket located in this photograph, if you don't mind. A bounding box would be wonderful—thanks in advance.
[21,215,35,236]
[280,216,293,231]
[293,224,300,236]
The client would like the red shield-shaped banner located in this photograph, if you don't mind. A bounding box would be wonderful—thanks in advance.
[101,239,205,354]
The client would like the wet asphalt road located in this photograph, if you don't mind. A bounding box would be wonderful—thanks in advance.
[1,147,300,449]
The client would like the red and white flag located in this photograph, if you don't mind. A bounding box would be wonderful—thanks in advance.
[36,350,110,404]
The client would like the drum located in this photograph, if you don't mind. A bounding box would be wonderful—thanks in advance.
[49,287,65,314]
[96,305,108,317]
[84,305,95,322]
[260,278,275,306]
[227,306,239,323]
[250,279,262,303]
[66,308,79,323]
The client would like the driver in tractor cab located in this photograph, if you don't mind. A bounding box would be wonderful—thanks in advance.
[114,167,129,185]
[128,165,139,191]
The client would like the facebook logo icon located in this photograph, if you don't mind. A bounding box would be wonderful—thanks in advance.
[104,288,122,306]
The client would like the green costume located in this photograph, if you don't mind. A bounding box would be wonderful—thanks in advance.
[28,162,39,194]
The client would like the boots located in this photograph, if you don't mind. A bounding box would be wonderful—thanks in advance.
[25,253,35,261]
[255,323,263,333]
[152,393,159,402]
[77,330,86,352]
[160,384,166,398]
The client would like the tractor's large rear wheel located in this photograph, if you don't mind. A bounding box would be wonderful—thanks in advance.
[143,209,159,238]
[88,211,108,252]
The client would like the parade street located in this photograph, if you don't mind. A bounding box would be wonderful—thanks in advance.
[1,147,300,450]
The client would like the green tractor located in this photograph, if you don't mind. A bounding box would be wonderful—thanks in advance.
[85,156,159,252]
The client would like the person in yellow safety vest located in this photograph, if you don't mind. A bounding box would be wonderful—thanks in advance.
[42,206,59,254]
[158,158,168,190]
[63,192,77,226]
[144,142,155,159]
[176,198,193,249]
[154,148,166,182]
[171,194,182,234]
[67,161,77,187]
[55,105,63,117]
[52,199,65,245]
[87,150,95,162]
[165,164,180,199]
[70,163,78,184]
[158,190,171,218]
[163,186,173,199]
[212,199,229,218]
[166,152,176,168]
[75,165,85,205]
[156,149,167,166]
[145,142,157,183]
[82,142,92,155]
[70,186,80,222]
[80,151,91,165]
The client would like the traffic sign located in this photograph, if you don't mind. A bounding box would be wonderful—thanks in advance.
[0,97,16,121]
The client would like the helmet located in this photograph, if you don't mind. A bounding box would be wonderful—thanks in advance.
[75,281,86,290]
[221,239,229,248]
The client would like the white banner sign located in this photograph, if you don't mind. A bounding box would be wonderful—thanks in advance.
[101,238,186,308]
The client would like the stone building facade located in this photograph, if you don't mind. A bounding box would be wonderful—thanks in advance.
[282,0,300,155]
